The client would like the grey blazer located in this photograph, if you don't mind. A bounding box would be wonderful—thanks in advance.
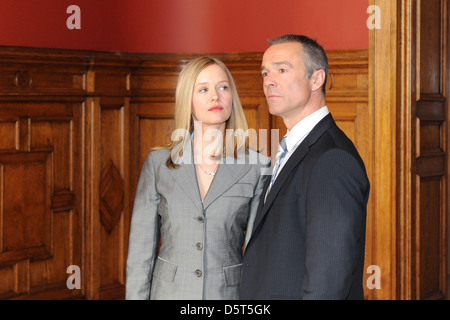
[126,147,270,300]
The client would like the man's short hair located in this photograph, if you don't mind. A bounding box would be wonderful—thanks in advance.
[268,34,329,95]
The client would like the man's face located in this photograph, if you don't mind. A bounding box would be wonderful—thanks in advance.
[261,42,313,123]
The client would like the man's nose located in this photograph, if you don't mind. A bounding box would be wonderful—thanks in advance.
[264,74,276,87]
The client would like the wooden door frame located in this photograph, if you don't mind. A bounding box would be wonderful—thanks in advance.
[368,0,399,300]
[370,0,448,300]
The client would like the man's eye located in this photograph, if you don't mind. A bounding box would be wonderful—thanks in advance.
[261,72,268,78]
[279,68,287,73]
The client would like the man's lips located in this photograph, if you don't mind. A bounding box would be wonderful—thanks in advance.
[208,106,223,111]
[266,92,281,99]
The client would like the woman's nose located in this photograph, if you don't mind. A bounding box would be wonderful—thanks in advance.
[210,89,219,101]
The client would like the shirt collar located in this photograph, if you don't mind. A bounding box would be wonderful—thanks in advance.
[284,106,329,152]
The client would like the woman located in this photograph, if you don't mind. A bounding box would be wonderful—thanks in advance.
[126,56,270,300]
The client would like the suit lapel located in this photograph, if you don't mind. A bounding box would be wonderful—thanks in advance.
[250,142,310,232]
[250,114,336,239]
[202,156,252,210]
[167,141,203,211]
[168,147,253,211]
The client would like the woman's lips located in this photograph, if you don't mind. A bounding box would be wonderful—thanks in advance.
[208,106,223,111]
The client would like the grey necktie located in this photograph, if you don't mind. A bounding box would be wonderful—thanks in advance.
[264,136,287,202]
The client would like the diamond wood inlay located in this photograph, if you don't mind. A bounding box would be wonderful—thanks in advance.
[99,160,124,233]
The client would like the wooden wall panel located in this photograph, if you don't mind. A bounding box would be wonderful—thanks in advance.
[240,97,271,154]
[85,61,135,299]
[0,121,16,150]
[0,100,84,299]
[0,46,371,299]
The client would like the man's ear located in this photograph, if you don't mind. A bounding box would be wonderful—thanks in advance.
[311,69,326,92]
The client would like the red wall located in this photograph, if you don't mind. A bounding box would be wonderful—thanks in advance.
[0,0,368,53]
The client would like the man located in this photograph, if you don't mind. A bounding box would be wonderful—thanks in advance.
[240,34,370,299]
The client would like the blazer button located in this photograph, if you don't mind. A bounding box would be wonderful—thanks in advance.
[196,216,204,223]
[196,242,203,250]
[194,269,202,277]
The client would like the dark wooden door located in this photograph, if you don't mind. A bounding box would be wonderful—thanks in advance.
[410,0,448,299]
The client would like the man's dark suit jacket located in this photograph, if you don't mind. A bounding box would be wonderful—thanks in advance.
[241,113,370,300]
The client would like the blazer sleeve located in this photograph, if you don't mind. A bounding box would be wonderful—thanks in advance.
[126,153,161,300]
[301,149,369,299]
[244,159,271,250]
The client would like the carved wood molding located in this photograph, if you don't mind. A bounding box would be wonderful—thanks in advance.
[99,160,125,234]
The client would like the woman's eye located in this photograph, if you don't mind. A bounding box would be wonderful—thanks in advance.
[199,88,207,93]
[220,85,229,91]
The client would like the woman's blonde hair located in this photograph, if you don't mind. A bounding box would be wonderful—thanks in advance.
[155,56,249,168]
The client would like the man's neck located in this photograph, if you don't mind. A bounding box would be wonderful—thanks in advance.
[284,98,326,130]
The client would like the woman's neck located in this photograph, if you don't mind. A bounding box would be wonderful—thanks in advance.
[192,123,225,165]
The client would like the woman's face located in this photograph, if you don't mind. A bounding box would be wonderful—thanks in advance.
[191,64,233,128]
